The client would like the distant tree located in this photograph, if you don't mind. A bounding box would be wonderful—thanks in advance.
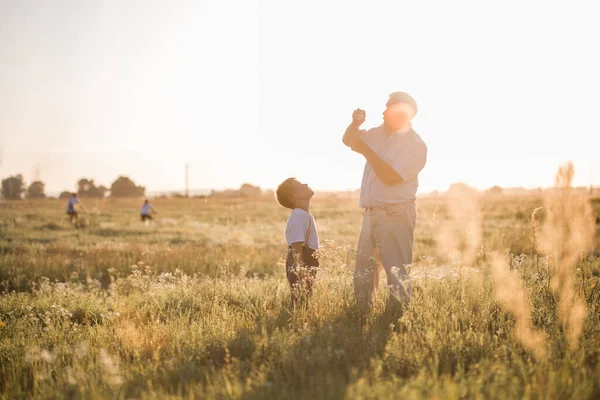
[26,180,46,199]
[110,176,145,197]
[59,191,73,200]
[486,185,503,195]
[77,178,107,198]
[239,183,262,198]
[1,175,26,200]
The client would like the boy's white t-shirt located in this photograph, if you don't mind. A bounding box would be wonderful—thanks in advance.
[285,208,319,250]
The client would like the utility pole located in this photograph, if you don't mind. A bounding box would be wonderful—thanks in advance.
[185,164,189,197]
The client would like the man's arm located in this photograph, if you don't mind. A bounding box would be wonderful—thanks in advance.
[363,146,403,185]
[342,107,402,185]
[350,139,403,185]
[343,123,360,147]
[342,109,366,146]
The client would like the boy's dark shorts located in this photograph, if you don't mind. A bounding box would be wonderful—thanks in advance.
[141,214,152,221]
[286,245,319,287]
[67,211,78,218]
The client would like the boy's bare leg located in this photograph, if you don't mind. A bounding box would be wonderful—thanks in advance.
[291,277,312,311]
[291,292,297,310]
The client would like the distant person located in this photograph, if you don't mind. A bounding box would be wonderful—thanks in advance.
[275,178,320,309]
[342,91,427,314]
[140,199,156,222]
[66,193,85,224]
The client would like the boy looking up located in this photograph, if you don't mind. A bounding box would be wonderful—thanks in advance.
[275,178,320,309]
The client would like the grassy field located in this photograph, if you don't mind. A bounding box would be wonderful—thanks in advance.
[1,192,599,399]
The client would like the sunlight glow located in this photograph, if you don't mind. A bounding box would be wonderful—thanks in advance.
[1,0,599,194]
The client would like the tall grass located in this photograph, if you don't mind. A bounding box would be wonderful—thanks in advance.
[0,188,599,399]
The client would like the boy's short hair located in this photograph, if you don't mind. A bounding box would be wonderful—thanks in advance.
[275,177,297,209]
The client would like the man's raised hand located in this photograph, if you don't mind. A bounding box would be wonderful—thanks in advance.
[343,108,366,147]
[352,108,366,127]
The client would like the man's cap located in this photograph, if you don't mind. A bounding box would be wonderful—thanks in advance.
[388,91,417,116]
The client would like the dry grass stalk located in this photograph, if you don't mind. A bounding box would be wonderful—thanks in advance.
[539,162,595,350]
[491,253,547,360]
[530,206,544,274]
[530,207,543,255]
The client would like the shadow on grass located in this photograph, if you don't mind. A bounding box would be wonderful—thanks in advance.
[237,301,403,400]
[115,285,406,398]
[91,228,152,237]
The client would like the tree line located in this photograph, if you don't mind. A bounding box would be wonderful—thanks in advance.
[0,175,145,200]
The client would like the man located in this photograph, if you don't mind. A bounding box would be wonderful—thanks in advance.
[342,91,427,312]
[66,193,85,224]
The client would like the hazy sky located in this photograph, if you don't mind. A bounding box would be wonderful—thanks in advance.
[1,0,599,194]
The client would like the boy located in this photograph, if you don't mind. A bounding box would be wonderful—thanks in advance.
[275,178,320,309]
[66,193,85,224]
[140,199,156,222]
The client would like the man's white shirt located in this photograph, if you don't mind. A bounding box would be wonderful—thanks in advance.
[357,125,427,208]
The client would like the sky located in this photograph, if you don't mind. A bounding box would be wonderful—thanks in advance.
[1,0,599,195]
